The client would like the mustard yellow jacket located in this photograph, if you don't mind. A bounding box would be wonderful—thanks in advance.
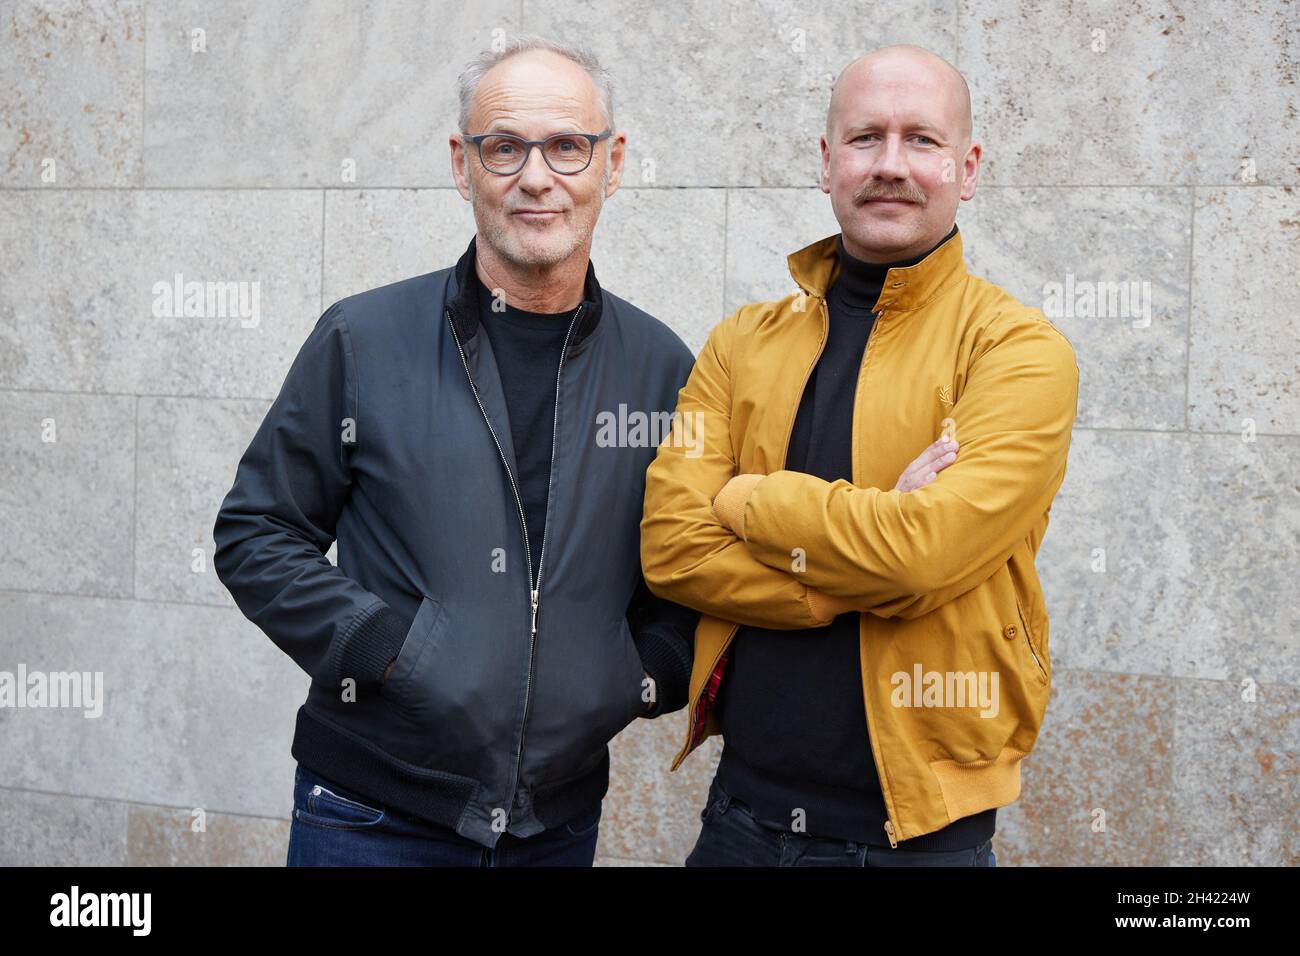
[640,227,1079,847]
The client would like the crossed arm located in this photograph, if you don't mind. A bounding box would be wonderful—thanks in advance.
[640,319,840,629]
[640,311,1079,625]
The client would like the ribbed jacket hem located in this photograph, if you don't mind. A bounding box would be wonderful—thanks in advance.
[291,705,610,842]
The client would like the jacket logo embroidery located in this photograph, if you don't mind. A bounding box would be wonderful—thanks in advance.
[938,383,954,407]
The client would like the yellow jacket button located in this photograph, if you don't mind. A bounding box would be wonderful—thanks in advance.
[1004,625,1017,639]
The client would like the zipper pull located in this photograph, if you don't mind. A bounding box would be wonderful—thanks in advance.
[530,588,539,637]
[884,819,899,849]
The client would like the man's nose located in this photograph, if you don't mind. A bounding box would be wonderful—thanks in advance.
[515,144,555,193]
[870,133,910,180]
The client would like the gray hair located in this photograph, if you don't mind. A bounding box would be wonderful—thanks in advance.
[456,35,615,133]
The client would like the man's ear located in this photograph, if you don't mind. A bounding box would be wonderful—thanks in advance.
[819,134,832,193]
[960,140,981,202]
[450,133,472,201]
[604,130,628,198]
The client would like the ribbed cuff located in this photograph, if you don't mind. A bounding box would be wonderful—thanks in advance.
[806,587,860,623]
[712,473,764,539]
[632,623,692,718]
[332,603,411,691]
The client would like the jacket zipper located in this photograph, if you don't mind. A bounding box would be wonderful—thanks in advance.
[445,302,584,826]
[679,292,910,846]
[851,301,904,849]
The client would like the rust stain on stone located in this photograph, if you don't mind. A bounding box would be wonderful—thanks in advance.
[1254,748,1275,774]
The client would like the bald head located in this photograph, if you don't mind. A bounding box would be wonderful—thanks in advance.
[818,43,981,263]
[827,45,971,149]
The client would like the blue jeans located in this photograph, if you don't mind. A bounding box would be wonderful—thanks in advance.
[286,763,602,866]
[685,777,997,867]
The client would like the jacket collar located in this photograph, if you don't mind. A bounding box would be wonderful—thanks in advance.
[787,222,966,314]
[445,235,605,354]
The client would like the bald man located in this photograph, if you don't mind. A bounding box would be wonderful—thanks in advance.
[641,45,1079,867]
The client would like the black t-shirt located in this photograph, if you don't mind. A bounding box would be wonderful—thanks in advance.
[474,274,579,578]
[715,224,996,850]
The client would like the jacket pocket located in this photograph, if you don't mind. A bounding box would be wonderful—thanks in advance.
[521,615,648,792]
[299,781,386,829]
[1013,595,1049,685]
[379,594,444,711]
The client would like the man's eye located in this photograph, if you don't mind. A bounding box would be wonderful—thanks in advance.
[915,135,936,145]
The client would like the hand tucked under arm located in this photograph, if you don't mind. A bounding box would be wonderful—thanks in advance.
[727,318,1079,610]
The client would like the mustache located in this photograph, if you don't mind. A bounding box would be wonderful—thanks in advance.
[854,184,926,205]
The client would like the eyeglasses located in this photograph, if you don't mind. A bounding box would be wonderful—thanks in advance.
[463,129,612,176]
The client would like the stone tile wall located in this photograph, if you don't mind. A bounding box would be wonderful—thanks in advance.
[2,0,1295,866]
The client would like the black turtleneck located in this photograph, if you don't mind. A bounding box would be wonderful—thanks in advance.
[714,222,996,851]
[829,223,956,311]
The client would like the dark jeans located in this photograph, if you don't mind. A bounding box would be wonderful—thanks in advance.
[286,763,602,866]
[685,776,997,867]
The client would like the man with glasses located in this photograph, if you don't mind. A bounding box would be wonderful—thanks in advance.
[214,37,698,866]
